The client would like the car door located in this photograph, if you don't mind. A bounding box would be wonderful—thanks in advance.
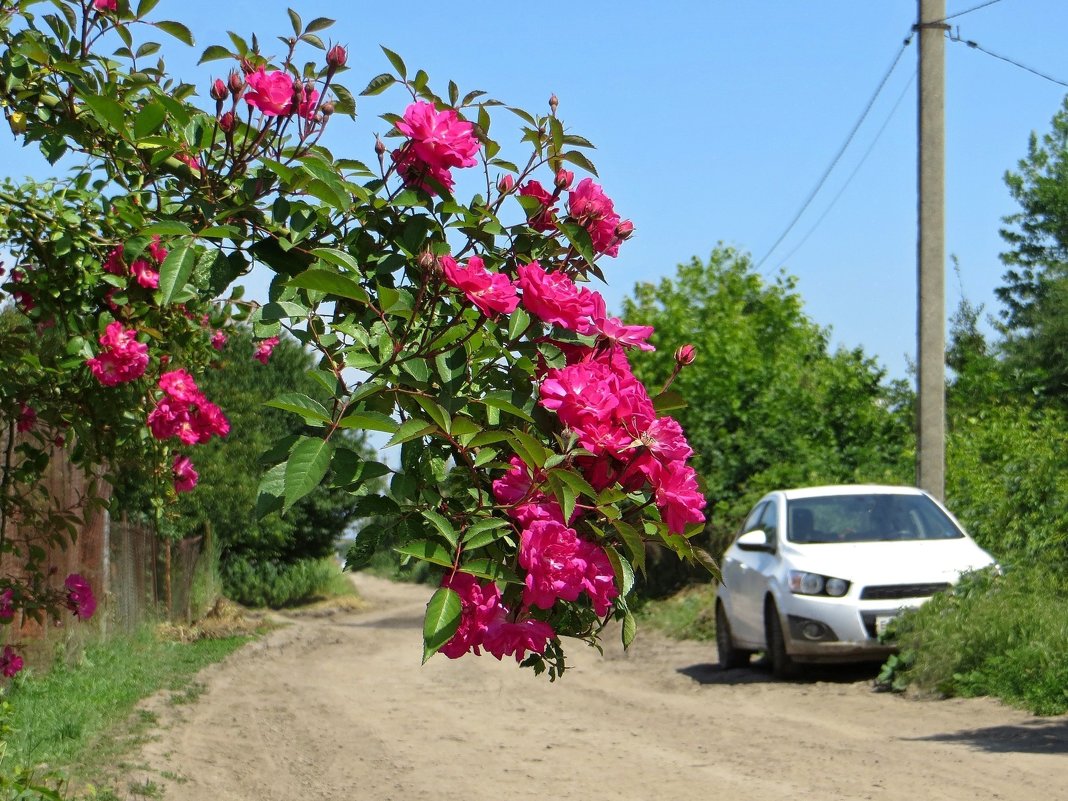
[731,499,782,642]
[722,500,772,645]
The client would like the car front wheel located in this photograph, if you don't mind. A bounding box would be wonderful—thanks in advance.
[716,602,752,670]
[764,597,801,679]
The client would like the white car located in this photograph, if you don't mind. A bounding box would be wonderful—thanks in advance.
[715,485,995,677]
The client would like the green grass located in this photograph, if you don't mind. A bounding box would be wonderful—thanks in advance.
[634,583,718,641]
[881,563,1068,715]
[2,628,251,788]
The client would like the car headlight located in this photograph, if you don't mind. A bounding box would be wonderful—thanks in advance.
[788,571,851,597]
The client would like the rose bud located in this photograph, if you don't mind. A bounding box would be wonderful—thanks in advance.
[229,69,246,94]
[674,344,696,366]
[554,168,573,191]
[615,219,635,240]
[497,174,515,193]
[374,136,386,157]
[417,251,436,271]
[210,78,227,101]
[219,111,235,132]
[549,93,559,115]
[326,44,348,71]
[321,101,335,116]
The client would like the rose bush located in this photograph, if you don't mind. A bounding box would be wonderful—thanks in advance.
[0,2,711,678]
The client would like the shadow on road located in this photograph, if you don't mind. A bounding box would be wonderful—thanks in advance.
[678,659,883,686]
[907,719,1068,754]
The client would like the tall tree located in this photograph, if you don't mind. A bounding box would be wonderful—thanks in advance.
[998,94,1068,401]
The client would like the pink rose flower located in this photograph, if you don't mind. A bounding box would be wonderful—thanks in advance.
[65,573,97,620]
[395,101,479,173]
[0,588,14,621]
[148,235,168,264]
[567,178,624,257]
[93,0,117,11]
[0,645,22,678]
[253,336,279,365]
[517,262,597,334]
[588,293,655,352]
[518,180,557,232]
[648,460,707,534]
[483,617,555,664]
[172,454,199,493]
[102,245,125,276]
[130,259,159,289]
[158,369,202,404]
[244,67,296,117]
[519,520,588,610]
[439,572,504,659]
[16,402,36,433]
[86,322,149,386]
[211,329,227,350]
[641,416,694,464]
[191,399,230,442]
[440,254,519,318]
[296,83,320,120]
[577,540,619,616]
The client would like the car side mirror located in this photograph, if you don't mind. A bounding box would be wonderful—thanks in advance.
[736,529,774,552]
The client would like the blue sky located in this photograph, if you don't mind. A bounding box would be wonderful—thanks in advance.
[4,0,1067,379]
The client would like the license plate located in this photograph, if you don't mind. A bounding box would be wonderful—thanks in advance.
[875,615,896,636]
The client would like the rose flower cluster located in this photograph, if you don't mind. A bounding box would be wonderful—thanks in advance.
[391,102,706,663]
[1,573,97,679]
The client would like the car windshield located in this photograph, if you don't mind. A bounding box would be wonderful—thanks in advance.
[785,493,964,544]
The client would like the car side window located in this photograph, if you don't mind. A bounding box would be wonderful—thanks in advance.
[759,501,779,541]
[740,502,767,536]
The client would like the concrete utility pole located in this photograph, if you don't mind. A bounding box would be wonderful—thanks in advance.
[916,0,947,500]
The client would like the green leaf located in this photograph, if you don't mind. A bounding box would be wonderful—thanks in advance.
[157,240,195,305]
[459,559,521,584]
[420,509,458,548]
[381,45,407,79]
[305,16,335,33]
[481,393,534,423]
[550,468,598,501]
[385,418,436,447]
[395,540,453,568]
[507,307,530,340]
[264,392,332,424]
[361,73,395,96]
[604,545,635,598]
[283,436,335,512]
[337,410,399,434]
[472,447,497,468]
[311,247,360,272]
[611,520,646,574]
[83,95,126,133]
[422,588,461,663]
[561,150,598,177]
[462,519,512,550]
[141,219,191,237]
[345,530,380,571]
[287,8,302,35]
[508,428,550,468]
[413,396,450,433]
[287,269,368,303]
[136,0,162,17]
[652,390,688,414]
[197,44,234,64]
[155,20,194,46]
[547,474,577,523]
[132,101,166,139]
[621,609,637,649]
[556,221,596,268]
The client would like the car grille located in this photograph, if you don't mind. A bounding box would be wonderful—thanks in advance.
[859,582,950,600]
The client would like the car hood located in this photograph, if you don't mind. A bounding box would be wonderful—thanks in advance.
[780,538,996,585]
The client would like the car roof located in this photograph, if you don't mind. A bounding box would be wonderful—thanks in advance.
[777,484,927,501]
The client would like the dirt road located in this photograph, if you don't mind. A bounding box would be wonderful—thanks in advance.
[132,574,1067,801]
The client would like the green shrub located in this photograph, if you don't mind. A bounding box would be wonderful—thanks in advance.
[880,564,1068,715]
[634,583,718,641]
[220,556,341,608]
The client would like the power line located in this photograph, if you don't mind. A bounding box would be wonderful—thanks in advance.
[937,0,1005,23]
[774,70,917,270]
[949,32,1068,88]
[754,35,914,272]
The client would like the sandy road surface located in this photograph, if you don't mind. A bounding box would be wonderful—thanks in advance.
[131,574,1068,801]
